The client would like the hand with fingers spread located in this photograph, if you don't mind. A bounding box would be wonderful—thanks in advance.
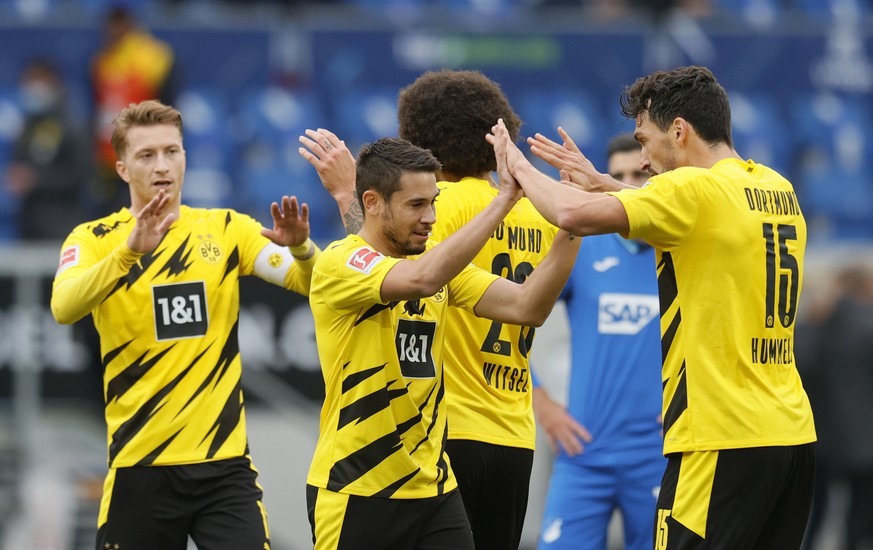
[528,127,625,192]
[261,195,310,247]
[127,189,176,254]
[298,128,356,200]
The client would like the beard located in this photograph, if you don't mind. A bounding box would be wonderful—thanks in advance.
[383,225,427,256]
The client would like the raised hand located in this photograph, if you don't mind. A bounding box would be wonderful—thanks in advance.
[261,195,310,247]
[527,127,602,189]
[127,189,176,254]
[487,118,524,203]
[298,128,356,199]
[298,128,362,234]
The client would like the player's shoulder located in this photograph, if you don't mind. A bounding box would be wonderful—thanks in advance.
[656,165,711,186]
[317,235,389,277]
[71,208,133,241]
[438,177,493,205]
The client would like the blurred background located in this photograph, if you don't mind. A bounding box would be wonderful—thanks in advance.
[0,0,871,548]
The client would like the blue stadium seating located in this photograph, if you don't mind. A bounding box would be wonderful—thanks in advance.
[729,91,792,175]
[330,86,399,157]
[514,88,611,174]
[0,88,23,240]
[234,86,344,243]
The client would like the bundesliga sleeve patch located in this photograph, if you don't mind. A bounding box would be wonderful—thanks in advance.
[57,245,79,274]
[347,247,383,275]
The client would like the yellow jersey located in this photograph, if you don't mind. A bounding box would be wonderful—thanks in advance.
[52,205,318,467]
[434,177,558,450]
[307,234,500,498]
[611,158,816,454]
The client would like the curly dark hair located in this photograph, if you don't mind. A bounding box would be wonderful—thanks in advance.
[619,65,733,148]
[355,137,441,206]
[397,70,521,177]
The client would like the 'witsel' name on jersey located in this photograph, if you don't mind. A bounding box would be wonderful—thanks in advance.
[598,293,659,335]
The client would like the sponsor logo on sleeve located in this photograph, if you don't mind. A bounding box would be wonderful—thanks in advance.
[57,245,80,274]
[347,247,384,274]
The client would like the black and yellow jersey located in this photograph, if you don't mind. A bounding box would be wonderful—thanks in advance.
[52,205,318,467]
[610,158,816,454]
[307,234,500,499]
[434,177,558,451]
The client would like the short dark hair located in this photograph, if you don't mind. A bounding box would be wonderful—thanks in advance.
[397,70,521,176]
[111,99,183,159]
[607,132,641,158]
[355,137,441,207]
[619,65,733,148]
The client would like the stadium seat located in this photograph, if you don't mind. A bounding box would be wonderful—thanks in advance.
[330,86,399,157]
[729,91,792,175]
[790,92,873,240]
[0,88,23,240]
[174,87,235,208]
[514,88,611,175]
[234,86,343,242]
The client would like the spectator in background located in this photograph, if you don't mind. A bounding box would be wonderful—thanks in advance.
[90,4,177,215]
[532,133,664,550]
[4,59,89,241]
[805,265,873,550]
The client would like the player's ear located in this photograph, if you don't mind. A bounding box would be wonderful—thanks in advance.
[361,189,382,215]
[673,117,690,146]
[116,160,129,183]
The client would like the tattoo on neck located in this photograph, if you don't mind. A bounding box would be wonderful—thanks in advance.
[344,199,363,234]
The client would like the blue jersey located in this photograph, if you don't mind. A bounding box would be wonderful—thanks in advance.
[560,234,663,466]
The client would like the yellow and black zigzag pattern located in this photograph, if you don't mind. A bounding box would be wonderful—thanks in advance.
[62,207,269,468]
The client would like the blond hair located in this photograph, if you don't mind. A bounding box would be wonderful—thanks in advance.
[111,99,183,159]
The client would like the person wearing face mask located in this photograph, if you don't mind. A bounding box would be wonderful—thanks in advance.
[4,58,90,241]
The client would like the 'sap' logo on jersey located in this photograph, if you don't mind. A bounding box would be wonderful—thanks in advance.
[598,293,659,335]
[347,247,383,274]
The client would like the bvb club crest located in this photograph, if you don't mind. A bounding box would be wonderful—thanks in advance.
[198,238,222,264]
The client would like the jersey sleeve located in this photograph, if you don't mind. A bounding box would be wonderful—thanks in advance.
[608,172,701,250]
[51,224,144,324]
[316,243,403,313]
[446,262,500,313]
[235,209,323,296]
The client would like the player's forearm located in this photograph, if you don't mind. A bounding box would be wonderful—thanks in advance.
[51,245,143,324]
[330,192,362,235]
[516,163,626,237]
[513,230,580,325]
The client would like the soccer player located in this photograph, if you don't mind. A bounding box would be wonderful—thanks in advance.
[532,133,665,550]
[493,65,816,549]
[51,100,320,550]
[304,137,580,550]
[300,70,557,549]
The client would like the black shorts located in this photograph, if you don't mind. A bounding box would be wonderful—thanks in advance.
[446,439,534,550]
[306,484,473,550]
[655,443,815,550]
[96,456,270,550]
